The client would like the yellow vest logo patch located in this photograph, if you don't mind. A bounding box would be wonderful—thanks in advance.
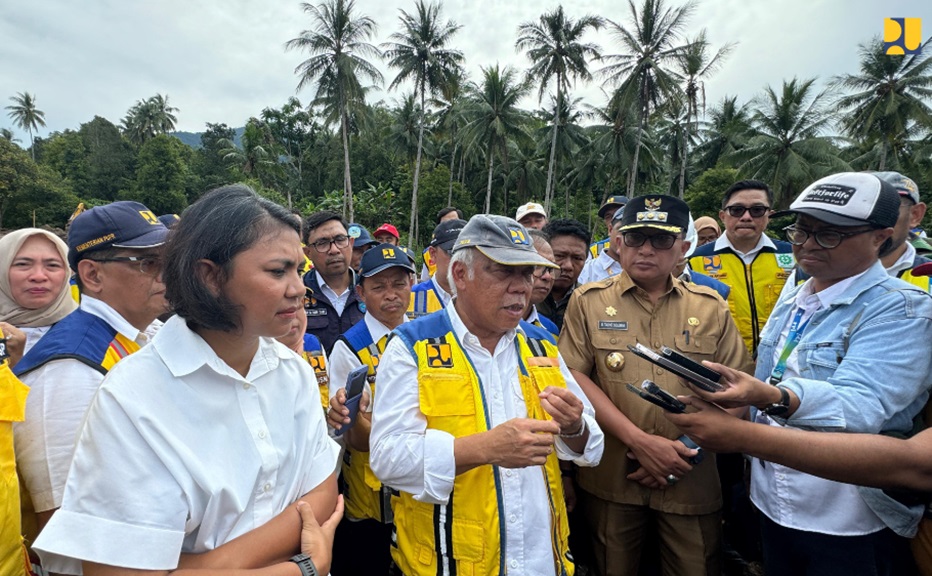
[426,343,453,367]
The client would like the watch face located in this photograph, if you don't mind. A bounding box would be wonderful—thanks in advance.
[764,404,789,417]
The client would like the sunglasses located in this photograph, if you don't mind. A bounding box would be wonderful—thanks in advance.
[622,232,678,250]
[724,205,770,218]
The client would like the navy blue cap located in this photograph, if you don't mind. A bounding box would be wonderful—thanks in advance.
[68,201,169,269]
[360,243,416,277]
[158,214,181,228]
[599,195,629,218]
[429,219,467,251]
[347,223,377,248]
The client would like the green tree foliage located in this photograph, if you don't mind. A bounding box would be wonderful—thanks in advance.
[41,130,91,196]
[0,138,78,229]
[122,94,178,146]
[194,122,236,192]
[79,116,137,201]
[132,135,188,214]
[684,166,738,219]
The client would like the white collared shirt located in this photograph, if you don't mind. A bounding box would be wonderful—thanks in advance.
[14,296,159,512]
[370,303,604,576]
[316,270,350,316]
[328,312,406,406]
[886,242,917,278]
[430,275,453,306]
[715,232,777,265]
[34,315,340,573]
[752,267,885,536]
[578,249,622,285]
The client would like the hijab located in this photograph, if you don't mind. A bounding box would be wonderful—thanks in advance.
[0,228,77,327]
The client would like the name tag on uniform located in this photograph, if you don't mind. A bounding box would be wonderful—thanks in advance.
[307,308,328,317]
[599,321,628,331]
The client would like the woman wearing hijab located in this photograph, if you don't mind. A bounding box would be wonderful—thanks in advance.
[0,229,77,364]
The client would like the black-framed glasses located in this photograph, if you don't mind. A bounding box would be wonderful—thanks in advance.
[90,256,162,277]
[724,205,770,218]
[783,225,874,249]
[622,231,678,250]
[310,235,350,253]
[532,266,562,279]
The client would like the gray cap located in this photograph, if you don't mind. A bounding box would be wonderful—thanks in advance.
[452,214,558,268]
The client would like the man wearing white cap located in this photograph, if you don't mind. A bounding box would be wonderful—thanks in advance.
[678,172,932,575]
[371,214,603,576]
[515,201,548,230]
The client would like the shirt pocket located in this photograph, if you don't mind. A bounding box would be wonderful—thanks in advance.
[800,341,844,381]
[419,372,479,437]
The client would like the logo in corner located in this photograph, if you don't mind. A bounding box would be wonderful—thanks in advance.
[884,18,922,55]
[509,228,529,245]
[139,210,160,225]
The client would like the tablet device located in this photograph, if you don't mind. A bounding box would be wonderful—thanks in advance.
[627,343,724,392]
[334,364,369,437]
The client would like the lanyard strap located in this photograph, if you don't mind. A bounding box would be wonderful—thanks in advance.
[770,307,810,384]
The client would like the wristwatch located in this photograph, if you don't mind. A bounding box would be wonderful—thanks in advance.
[762,385,791,417]
[290,554,319,576]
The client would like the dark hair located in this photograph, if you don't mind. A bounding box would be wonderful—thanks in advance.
[163,184,300,331]
[722,180,774,208]
[437,207,464,223]
[303,211,347,244]
[543,218,591,246]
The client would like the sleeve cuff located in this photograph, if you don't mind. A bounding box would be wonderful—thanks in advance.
[35,508,185,572]
[417,429,456,505]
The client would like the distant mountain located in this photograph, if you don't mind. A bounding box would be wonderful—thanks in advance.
[171,127,245,149]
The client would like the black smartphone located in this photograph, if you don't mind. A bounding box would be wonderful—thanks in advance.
[334,364,369,437]
[625,380,686,414]
[660,347,722,384]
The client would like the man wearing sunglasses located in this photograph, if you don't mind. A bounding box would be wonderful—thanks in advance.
[14,201,169,533]
[676,172,932,575]
[560,194,751,576]
[302,211,365,353]
[689,180,795,354]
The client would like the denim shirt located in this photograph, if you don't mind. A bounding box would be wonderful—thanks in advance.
[753,260,932,536]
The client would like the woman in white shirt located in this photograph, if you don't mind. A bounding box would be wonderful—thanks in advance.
[0,228,77,364]
[33,185,342,576]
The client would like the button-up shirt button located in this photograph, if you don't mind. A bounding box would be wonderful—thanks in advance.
[654,342,662,348]
[258,430,267,439]
[263,483,272,492]
[510,560,518,569]
[509,514,517,523]
[656,368,664,375]
[243,383,251,390]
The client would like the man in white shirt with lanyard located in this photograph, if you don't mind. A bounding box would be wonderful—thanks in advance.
[370,214,604,576]
[680,172,932,576]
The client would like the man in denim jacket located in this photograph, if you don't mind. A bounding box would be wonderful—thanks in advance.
[680,173,932,576]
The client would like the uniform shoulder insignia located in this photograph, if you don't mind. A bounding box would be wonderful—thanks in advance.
[681,278,720,298]
[576,275,615,296]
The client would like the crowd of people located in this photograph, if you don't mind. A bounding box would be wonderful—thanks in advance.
[1,169,931,576]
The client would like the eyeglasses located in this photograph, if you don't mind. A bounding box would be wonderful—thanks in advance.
[783,225,874,249]
[622,231,678,250]
[310,235,350,253]
[90,256,163,277]
[532,266,562,279]
[724,205,770,218]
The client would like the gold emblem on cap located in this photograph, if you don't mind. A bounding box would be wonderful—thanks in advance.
[605,352,625,371]
[605,306,617,317]
[687,317,700,326]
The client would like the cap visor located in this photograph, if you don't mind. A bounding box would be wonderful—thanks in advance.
[111,227,169,249]
[475,246,559,268]
[361,261,416,278]
[771,208,868,227]
[618,223,683,233]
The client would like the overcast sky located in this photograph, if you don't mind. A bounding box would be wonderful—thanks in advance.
[1,0,929,145]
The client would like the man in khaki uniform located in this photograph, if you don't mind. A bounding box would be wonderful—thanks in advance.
[560,194,753,576]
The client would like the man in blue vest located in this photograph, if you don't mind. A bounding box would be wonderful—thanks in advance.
[303,211,365,354]
[14,201,169,533]
[407,218,465,318]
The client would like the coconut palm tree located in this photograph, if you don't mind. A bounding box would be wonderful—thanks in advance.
[0,128,19,143]
[600,0,696,196]
[461,64,531,213]
[694,95,752,171]
[121,94,179,147]
[833,35,932,171]
[674,30,733,197]
[383,0,463,244]
[516,6,603,212]
[534,94,590,214]
[736,78,849,208]
[431,67,469,205]
[286,0,383,221]
[5,92,46,160]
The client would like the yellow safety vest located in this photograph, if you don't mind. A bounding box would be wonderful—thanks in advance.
[341,331,389,523]
[0,328,29,576]
[391,317,573,576]
[901,268,932,293]
[688,243,794,353]
[407,279,446,319]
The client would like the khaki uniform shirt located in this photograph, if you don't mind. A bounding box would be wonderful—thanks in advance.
[559,272,752,515]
